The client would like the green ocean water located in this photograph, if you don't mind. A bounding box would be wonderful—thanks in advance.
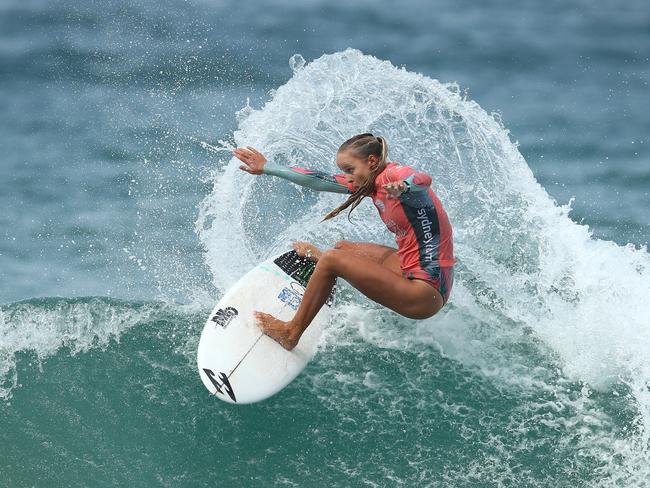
[0,297,642,487]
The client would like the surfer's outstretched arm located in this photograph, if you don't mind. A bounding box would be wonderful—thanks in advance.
[263,163,352,194]
[233,146,354,194]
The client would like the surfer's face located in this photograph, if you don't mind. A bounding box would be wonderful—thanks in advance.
[336,150,379,188]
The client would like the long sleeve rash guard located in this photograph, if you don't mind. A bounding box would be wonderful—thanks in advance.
[262,161,455,288]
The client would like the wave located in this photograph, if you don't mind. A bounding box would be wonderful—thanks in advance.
[197,49,650,485]
[0,296,169,399]
[0,295,644,486]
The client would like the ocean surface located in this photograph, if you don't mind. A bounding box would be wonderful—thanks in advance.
[1,0,649,486]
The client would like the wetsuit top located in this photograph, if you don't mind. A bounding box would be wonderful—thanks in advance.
[263,161,455,276]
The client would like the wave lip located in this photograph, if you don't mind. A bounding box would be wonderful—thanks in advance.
[0,296,164,399]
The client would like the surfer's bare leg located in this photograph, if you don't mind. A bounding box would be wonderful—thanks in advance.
[254,261,337,351]
[254,311,303,350]
[257,241,397,350]
[258,249,443,350]
[332,240,399,272]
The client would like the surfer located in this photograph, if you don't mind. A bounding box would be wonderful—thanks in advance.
[233,133,454,350]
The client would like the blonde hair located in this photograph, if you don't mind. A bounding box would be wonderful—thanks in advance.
[321,133,388,222]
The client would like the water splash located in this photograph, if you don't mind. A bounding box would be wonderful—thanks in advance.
[197,49,650,485]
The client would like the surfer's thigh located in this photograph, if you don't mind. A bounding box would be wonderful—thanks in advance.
[334,240,400,274]
[319,249,441,319]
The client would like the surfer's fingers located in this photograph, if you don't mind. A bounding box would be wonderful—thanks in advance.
[383,181,405,199]
[245,146,262,158]
[232,148,245,158]
[384,181,405,190]
[252,148,267,160]
[246,147,267,162]
[233,149,256,164]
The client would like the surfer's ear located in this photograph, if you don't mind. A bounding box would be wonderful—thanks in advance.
[367,154,379,169]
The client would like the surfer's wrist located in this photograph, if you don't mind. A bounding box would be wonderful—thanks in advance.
[261,161,279,175]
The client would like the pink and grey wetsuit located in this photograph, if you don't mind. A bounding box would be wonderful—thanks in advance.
[263,161,455,304]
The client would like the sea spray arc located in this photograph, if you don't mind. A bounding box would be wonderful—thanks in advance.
[197,49,650,482]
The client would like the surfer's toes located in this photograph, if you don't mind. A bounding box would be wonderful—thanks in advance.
[292,241,321,262]
[254,311,299,351]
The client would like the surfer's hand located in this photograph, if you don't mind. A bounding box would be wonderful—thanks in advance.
[233,146,267,175]
[383,180,407,199]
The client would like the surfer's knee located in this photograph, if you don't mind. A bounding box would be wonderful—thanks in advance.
[405,307,437,320]
[333,240,352,250]
[317,249,342,272]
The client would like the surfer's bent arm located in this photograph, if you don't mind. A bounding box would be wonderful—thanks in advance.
[262,162,353,194]
[389,165,432,193]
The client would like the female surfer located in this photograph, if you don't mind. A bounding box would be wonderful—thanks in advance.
[232,133,454,350]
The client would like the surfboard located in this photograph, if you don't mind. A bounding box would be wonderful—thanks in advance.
[197,250,335,404]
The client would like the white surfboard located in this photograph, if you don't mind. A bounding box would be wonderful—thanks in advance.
[197,250,335,404]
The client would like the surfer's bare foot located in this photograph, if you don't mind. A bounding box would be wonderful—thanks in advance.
[292,241,321,262]
[254,311,300,351]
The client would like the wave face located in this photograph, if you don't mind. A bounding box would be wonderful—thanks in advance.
[2,50,649,487]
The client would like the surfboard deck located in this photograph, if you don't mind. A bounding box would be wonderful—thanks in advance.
[197,250,335,404]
